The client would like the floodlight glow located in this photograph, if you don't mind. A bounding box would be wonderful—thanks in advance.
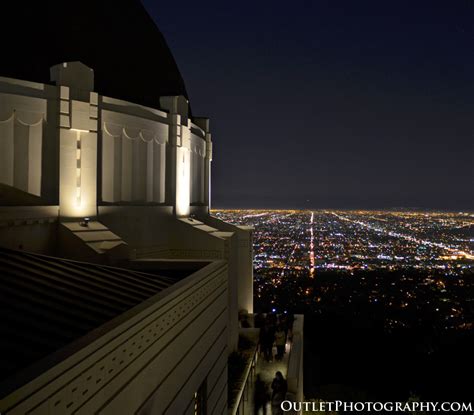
[175,147,191,217]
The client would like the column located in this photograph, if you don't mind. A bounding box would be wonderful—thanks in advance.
[51,62,98,219]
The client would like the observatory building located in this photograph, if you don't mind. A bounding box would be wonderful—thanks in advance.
[0,1,256,414]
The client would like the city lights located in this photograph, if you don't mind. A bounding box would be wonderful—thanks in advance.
[213,209,473,332]
[214,209,473,275]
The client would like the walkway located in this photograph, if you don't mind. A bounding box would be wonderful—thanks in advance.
[242,342,291,415]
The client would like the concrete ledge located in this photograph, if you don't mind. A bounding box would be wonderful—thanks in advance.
[287,315,304,405]
[0,206,59,221]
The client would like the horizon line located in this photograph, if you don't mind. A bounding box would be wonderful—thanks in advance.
[210,207,474,213]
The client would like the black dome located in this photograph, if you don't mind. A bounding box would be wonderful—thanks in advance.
[1,0,188,109]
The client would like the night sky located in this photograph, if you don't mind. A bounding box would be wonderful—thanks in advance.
[142,0,473,210]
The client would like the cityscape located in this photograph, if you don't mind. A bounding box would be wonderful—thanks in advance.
[213,210,473,275]
[0,0,472,412]
[213,209,474,400]
[214,209,473,329]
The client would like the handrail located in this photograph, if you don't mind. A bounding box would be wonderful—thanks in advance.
[230,345,258,415]
[230,316,302,414]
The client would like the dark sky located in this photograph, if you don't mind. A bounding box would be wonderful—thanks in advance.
[142,0,473,210]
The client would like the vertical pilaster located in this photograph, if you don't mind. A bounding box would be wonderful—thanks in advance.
[194,117,212,213]
[205,132,212,212]
[164,113,178,208]
[51,62,98,219]
[160,96,191,217]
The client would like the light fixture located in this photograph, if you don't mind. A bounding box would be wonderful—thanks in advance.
[80,217,90,227]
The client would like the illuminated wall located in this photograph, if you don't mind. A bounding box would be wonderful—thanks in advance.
[101,109,168,203]
[190,132,206,204]
[0,63,256,409]
[0,92,45,196]
[163,103,210,216]
[59,128,97,218]
[55,64,99,218]
[175,145,191,216]
[0,62,211,220]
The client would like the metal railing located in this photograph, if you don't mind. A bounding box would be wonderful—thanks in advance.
[231,315,303,414]
[230,345,259,415]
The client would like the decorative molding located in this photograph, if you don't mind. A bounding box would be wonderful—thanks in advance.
[103,122,167,145]
[3,266,227,414]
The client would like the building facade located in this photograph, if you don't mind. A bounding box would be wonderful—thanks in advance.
[0,6,254,410]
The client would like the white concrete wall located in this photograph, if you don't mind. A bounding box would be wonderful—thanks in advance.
[98,206,174,251]
[99,95,209,215]
[0,207,58,253]
[0,64,249,414]
[1,67,210,217]
[175,144,191,216]
[101,110,168,204]
[113,214,240,351]
[190,132,206,204]
[287,314,304,411]
[206,215,254,313]
[170,219,241,351]
[0,92,46,196]
[0,261,229,415]
[159,96,209,216]
[54,66,99,219]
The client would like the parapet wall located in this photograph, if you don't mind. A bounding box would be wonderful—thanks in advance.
[0,62,212,219]
[0,261,229,415]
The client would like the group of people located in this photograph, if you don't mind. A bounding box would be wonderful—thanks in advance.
[254,371,288,415]
[238,312,294,414]
[255,312,294,362]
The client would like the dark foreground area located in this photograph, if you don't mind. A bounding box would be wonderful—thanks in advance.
[255,269,474,402]
[303,314,473,402]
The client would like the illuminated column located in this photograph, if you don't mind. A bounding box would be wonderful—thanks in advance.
[194,118,212,212]
[238,228,254,313]
[51,62,98,219]
[175,128,191,217]
[205,132,212,209]
[160,96,191,217]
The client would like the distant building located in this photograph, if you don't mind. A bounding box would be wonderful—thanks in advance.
[0,1,255,413]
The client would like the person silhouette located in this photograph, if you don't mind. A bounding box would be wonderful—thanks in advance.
[271,371,288,415]
[254,374,268,415]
